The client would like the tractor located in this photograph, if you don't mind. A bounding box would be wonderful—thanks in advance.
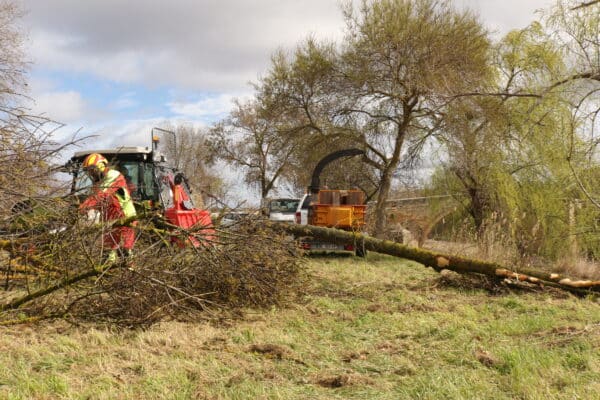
[63,128,213,245]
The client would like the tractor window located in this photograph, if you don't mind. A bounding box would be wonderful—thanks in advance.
[155,167,174,209]
[117,162,140,200]
[140,164,156,201]
[73,162,141,199]
[73,169,93,195]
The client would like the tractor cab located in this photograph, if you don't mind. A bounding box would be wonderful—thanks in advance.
[64,128,197,212]
[63,129,214,246]
[65,146,189,211]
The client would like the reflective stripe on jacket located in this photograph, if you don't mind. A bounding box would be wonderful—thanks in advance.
[80,169,137,220]
[103,170,136,218]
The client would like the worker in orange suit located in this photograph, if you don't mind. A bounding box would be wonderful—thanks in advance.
[79,153,137,264]
[172,172,191,209]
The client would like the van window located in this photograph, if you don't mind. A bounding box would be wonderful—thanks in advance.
[270,199,300,213]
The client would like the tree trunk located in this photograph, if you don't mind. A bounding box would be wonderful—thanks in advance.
[279,223,600,295]
[373,165,393,238]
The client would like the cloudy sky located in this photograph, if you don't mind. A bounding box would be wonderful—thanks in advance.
[16,0,560,203]
[20,0,557,151]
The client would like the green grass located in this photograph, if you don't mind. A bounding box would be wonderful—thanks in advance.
[1,254,599,399]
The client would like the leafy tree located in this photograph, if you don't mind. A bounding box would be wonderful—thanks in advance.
[431,18,600,260]
[253,0,491,237]
[436,23,565,230]
[544,0,600,195]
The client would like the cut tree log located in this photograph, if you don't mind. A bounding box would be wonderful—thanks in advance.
[278,223,600,295]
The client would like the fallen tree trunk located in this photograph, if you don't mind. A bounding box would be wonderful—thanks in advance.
[278,223,600,295]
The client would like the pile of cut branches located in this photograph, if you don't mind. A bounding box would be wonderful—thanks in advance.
[0,206,304,328]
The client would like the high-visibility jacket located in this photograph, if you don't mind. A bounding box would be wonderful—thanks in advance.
[80,169,136,221]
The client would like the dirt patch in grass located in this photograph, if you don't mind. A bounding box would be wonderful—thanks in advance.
[315,373,374,388]
[248,343,289,360]
[474,348,504,368]
[365,302,388,313]
[395,302,439,313]
[532,323,600,348]
[248,343,309,367]
[341,350,369,362]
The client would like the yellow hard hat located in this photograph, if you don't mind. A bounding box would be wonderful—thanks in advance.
[82,153,108,172]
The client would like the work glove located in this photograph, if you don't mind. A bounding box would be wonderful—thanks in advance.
[80,209,100,227]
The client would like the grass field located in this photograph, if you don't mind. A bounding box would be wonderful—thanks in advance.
[1,254,599,399]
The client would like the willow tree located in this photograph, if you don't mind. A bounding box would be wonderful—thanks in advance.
[435,24,565,226]
[254,0,491,237]
[431,18,600,260]
[544,1,600,200]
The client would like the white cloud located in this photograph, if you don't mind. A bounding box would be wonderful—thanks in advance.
[111,92,139,110]
[456,0,550,37]
[31,90,87,123]
[168,93,248,120]
[22,0,557,96]
[28,30,144,83]
[21,0,348,91]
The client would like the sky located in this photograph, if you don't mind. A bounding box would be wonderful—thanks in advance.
[18,0,557,199]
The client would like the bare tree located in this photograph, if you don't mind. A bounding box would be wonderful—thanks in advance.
[208,99,300,200]
[0,1,73,221]
[154,123,224,208]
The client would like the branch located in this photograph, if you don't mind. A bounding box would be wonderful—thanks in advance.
[546,71,600,92]
[451,91,542,100]
[571,0,600,10]
[0,267,102,311]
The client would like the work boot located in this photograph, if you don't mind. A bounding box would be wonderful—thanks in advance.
[123,249,135,268]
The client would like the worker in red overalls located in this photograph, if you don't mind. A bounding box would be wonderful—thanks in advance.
[79,153,137,264]
[171,172,191,209]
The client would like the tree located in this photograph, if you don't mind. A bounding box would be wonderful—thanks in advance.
[435,23,566,232]
[0,1,70,220]
[0,1,25,111]
[254,0,491,237]
[156,123,223,208]
[544,0,599,137]
[208,99,301,200]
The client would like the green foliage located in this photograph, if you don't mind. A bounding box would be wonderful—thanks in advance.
[428,18,600,261]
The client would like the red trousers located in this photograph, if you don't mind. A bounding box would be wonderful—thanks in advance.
[103,226,136,250]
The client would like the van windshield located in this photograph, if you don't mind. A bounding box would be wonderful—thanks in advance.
[269,199,300,214]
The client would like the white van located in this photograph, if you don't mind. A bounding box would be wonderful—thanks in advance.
[267,198,300,223]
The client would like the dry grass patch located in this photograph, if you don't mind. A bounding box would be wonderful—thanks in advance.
[555,257,600,280]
